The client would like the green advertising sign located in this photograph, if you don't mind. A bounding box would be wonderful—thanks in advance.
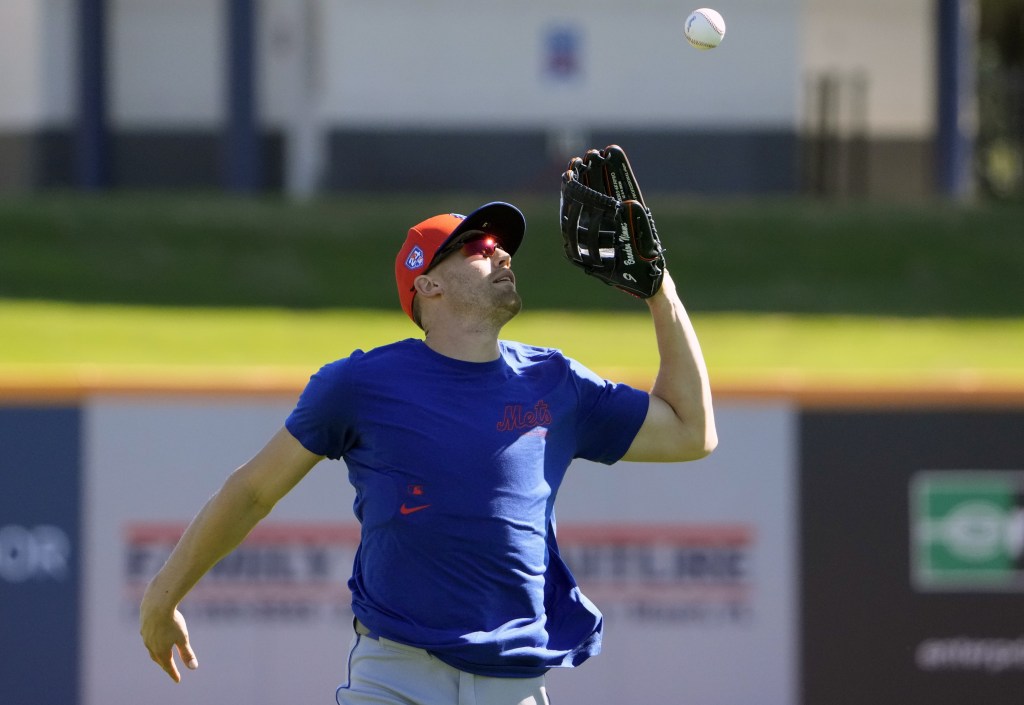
[912,472,1024,591]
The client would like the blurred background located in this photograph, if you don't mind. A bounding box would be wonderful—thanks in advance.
[0,0,1020,200]
[2,2,1024,705]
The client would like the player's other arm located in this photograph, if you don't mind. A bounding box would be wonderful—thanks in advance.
[623,270,718,462]
[139,427,322,682]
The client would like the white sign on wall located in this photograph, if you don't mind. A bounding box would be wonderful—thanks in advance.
[83,398,796,705]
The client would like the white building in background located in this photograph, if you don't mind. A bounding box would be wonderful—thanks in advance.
[0,0,952,199]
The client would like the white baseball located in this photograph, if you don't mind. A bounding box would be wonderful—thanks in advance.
[684,8,726,51]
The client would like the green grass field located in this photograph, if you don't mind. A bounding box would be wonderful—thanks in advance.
[2,300,1022,394]
[2,193,1022,396]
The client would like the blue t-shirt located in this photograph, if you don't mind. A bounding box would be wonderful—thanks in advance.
[285,338,649,677]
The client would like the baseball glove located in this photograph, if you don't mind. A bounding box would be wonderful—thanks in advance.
[559,145,666,299]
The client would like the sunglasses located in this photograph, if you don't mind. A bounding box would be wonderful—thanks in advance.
[430,233,503,270]
[460,235,502,258]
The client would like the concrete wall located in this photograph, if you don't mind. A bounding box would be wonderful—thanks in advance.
[0,0,938,196]
[801,0,938,198]
[0,0,75,189]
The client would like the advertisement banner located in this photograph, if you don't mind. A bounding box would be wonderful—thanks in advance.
[82,398,796,705]
[0,407,81,705]
[81,397,355,705]
[911,470,1024,592]
[548,403,797,705]
[800,410,1024,705]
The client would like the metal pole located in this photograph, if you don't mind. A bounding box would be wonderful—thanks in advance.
[936,0,977,199]
[76,0,109,190]
[225,0,261,193]
[848,71,870,198]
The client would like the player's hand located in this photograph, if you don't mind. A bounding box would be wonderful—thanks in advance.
[140,602,199,683]
[558,145,666,299]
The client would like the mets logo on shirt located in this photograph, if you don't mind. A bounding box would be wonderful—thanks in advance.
[405,245,425,271]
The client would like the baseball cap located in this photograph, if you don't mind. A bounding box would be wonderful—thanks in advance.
[395,201,526,320]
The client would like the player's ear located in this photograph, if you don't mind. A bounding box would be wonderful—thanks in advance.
[414,274,443,300]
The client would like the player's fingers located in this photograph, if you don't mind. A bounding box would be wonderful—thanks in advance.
[178,639,199,672]
[168,609,199,673]
[149,647,182,683]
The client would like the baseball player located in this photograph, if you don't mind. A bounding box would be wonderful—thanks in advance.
[139,146,717,705]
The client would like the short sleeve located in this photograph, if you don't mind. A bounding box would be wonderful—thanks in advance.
[568,357,649,464]
[285,357,360,460]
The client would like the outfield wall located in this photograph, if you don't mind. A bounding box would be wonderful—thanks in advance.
[3,386,1024,705]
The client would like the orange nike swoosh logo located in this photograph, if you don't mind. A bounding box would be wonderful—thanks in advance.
[399,503,432,515]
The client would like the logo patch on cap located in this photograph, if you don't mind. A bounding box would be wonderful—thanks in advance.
[405,245,425,271]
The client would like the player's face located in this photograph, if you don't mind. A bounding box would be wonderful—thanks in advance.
[433,232,522,325]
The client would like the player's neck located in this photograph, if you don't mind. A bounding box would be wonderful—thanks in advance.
[423,324,502,363]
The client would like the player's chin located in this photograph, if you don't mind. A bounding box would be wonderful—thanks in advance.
[494,291,523,323]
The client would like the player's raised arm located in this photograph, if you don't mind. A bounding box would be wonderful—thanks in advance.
[139,427,322,682]
[558,145,717,462]
[628,269,717,461]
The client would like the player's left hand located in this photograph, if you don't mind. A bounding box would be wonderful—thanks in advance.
[140,604,199,683]
[558,145,666,298]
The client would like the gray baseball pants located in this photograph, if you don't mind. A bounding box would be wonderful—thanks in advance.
[335,621,551,705]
